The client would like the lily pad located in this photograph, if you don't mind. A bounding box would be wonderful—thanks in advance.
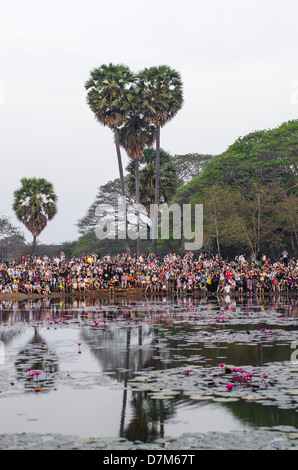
[212,397,239,402]
[150,393,176,400]
[188,394,213,401]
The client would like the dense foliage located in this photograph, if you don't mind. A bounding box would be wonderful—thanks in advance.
[175,119,298,259]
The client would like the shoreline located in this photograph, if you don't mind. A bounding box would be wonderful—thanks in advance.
[0,288,296,302]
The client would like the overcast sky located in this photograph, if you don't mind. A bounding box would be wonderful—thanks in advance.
[0,0,297,245]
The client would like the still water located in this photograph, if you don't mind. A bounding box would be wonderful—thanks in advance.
[0,294,297,442]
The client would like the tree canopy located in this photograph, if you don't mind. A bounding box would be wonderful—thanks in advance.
[13,177,57,254]
[176,119,298,205]
[174,119,298,258]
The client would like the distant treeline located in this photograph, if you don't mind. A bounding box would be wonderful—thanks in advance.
[1,119,297,262]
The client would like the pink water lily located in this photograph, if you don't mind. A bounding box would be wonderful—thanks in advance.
[226,383,234,390]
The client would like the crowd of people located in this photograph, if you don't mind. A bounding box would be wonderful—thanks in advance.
[0,250,297,297]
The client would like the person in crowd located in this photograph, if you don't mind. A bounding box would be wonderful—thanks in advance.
[0,251,296,297]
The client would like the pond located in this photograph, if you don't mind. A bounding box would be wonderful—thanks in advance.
[0,293,298,449]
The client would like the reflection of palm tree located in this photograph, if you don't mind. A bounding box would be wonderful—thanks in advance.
[121,323,177,442]
[119,326,131,436]
[138,325,142,370]
[79,317,178,442]
[15,326,58,391]
[124,391,176,442]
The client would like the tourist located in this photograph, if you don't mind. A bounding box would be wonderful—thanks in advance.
[0,250,296,297]
[282,250,288,267]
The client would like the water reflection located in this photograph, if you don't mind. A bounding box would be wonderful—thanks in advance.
[123,391,177,442]
[14,326,59,392]
[0,293,297,441]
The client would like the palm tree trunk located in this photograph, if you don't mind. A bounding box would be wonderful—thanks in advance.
[31,235,37,255]
[152,126,160,255]
[113,128,130,254]
[135,159,141,257]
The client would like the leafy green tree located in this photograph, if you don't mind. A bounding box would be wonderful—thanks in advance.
[174,119,298,257]
[85,63,136,253]
[0,216,23,241]
[173,153,215,185]
[13,178,57,254]
[175,119,298,205]
[274,190,298,253]
[197,185,233,257]
[223,183,282,258]
[136,66,183,253]
[0,217,25,262]
[77,178,130,237]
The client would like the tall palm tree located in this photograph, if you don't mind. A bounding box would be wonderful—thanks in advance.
[85,63,136,253]
[13,177,57,254]
[118,111,156,256]
[126,148,178,215]
[136,65,183,254]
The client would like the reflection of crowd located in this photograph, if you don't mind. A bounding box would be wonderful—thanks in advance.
[0,251,297,297]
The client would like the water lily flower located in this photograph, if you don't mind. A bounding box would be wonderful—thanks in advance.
[226,383,234,390]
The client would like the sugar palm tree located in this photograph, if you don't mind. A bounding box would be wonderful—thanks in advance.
[136,65,183,253]
[118,111,156,256]
[13,177,57,254]
[126,148,178,215]
[85,63,135,253]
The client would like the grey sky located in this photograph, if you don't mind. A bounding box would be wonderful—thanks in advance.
[0,0,297,245]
